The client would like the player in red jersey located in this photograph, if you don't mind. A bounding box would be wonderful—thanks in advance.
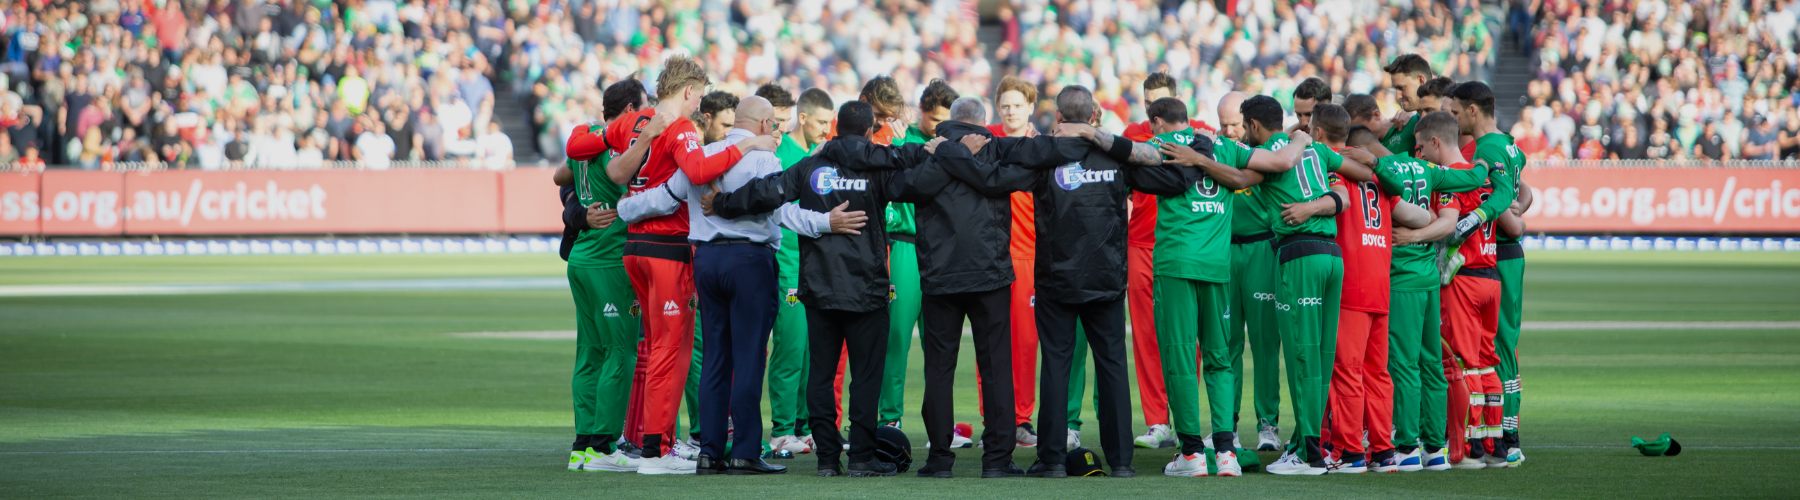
[1410,111,1504,469]
[984,75,1048,445]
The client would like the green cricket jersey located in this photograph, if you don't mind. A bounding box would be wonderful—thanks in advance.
[774,134,819,278]
[1251,135,1343,239]
[883,126,930,236]
[1371,154,1489,291]
[1154,131,1241,283]
[1382,113,1421,156]
[1470,133,1526,242]
[568,125,627,269]
[1228,132,1299,236]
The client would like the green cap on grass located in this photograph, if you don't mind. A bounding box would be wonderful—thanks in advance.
[1631,433,1682,457]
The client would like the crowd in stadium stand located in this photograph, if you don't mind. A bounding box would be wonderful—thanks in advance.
[0,0,1506,171]
[1515,0,1800,162]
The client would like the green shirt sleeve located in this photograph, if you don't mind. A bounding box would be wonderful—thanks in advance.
[1468,140,1522,222]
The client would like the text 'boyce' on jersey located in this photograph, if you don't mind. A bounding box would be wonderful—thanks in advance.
[1054,163,1117,190]
[810,167,869,195]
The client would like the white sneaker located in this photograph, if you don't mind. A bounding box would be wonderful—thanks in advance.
[1257,423,1282,451]
[1505,447,1525,467]
[1215,450,1243,477]
[1134,424,1175,449]
[568,450,588,471]
[1328,457,1368,474]
[1452,457,1488,470]
[772,435,811,454]
[636,454,697,475]
[801,434,816,451]
[1395,449,1424,472]
[669,440,701,461]
[1232,434,1243,451]
[1267,453,1327,476]
[1016,423,1039,447]
[1067,431,1081,450]
[949,427,974,448]
[1163,452,1208,477]
[588,449,641,472]
[1423,449,1452,471]
[1483,452,1509,468]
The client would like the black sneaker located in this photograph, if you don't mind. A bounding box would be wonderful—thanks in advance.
[1111,466,1137,478]
[916,463,953,478]
[981,462,1026,478]
[817,466,842,477]
[1025,460,1066,478]
[848,461,898,477]
[616,439,644,459]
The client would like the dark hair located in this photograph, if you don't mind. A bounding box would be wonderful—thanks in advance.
[859,76,904,118]
[698,91,739,120]
[1241,95,1283,132]
[1342,93,1380,121]
[1144,72,1178,94]
[1419,77,1456,99]
[1293,77,1332,104]
[601,79,647,122]
[755,83,795,108]
[1416,111,1460,149]
[798,88,833,116]
[1447,81,1496,118]
[1383,54,1433,77]
[1312,103,1351,143]
[919,79,960,113]
[1146,97,1188,126]
[1346,125,1380,148]
[1057,85,1096,123]
[837,101,875,137]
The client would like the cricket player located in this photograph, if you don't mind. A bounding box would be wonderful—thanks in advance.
[1445,82,1528,468]
[861,76,928,433]
[600,57,777,474]
[764,85,834,455]
[1380,55,1440,156]
[1151,96,1315,477]
[1209,89,1288,453]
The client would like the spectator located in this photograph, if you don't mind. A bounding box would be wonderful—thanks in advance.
[1694,120,1729,161]
[355,120,396,170]
[478,122,511,170]
[340,66,371,116]
[1608,123,1647,160]
[16,147,45,172]
[1742,115,1778,161]
[1646,118,1675,162]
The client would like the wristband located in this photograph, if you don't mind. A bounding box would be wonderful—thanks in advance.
[1107,134,1133,162]
[1325,191,1344,215]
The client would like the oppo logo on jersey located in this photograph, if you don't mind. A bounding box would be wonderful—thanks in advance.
[1362,233,1387,248]
[1251,292,1276,301]
[811,167,868,194]
[1055,163,1115,190]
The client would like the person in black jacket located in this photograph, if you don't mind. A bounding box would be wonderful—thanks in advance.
[707,100,980,478]
[935,86,1209,478]
[902,96,1097,479]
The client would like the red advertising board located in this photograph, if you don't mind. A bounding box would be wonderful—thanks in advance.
[0,172,39,235]
[40,171,126,235]
[119,170,502,235]
[1521,168,1800,233]
[499,167,562,233]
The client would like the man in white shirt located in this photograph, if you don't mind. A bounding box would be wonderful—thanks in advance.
[479,122,512,169]
[355,120,397,170]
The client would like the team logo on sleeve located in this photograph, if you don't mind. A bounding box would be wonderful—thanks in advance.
[1054,163,1115,190]
[1436,192,1455,206]
[811,167,868,194]
[629,300,641,318]
[888,285,897,303]
[785,288,800,306]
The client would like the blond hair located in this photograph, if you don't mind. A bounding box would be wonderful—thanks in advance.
[656,56,711,100]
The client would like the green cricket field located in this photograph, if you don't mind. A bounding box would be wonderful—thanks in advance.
[2,251,1797,498]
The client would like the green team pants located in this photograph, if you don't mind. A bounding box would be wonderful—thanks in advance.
[1155,276,1236,453]
[768,275,810,437]
[1275,238,1343,464]
[1497,249,1525,444]
[1067,323,1099,431]
[881,240,922,424]
[569,266,640,453]
[1228,239,1282,433]
[1389,288,1448,452]
[685,317,702,439]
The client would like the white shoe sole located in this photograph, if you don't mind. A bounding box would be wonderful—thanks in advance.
[1425,464,1452,471]
[1398,464,1424,472]
[1330,467,1368,474]
[1452,463,1487,470]
[637,465,696,475]
[1215,466,1241,477]
[1268,467,1328,476]
[590,462,639,472]
[1163,469,1208,477]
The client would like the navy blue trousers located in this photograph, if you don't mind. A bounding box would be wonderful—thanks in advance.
[693,242,778,460]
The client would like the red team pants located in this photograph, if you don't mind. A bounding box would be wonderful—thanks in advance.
[1444,343,1468,462]
[623,255,696,456]
[1443,273,1502,451]
[1329,309,1394,458]
[1127,246,1169,427]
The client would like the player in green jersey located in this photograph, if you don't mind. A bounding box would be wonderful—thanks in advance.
[1141,96,1314,477]
[1380,55,1452,157]
[1206,91,1287,452]
[761,84,833,455]
[1445,82,1529,466]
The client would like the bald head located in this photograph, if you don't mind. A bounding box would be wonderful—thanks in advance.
[735,96,774,125]
[1217,91,1248,141]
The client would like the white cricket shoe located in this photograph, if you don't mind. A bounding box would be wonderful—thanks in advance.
[1505,447,1525,467]
[1329,457,1368,474]
[568,450,588,471]
[801,434,816,451]
[1265,451,1326,475]
[1134,424,1175,449]
[1452,456,1488,470]
[1016,423,1039,447]
[1257,423,1282,451]
[772,435,811,454]
[636,454,697,475]
[1163,452,1208,477]
[670,440,701,461]
[588,449,641,472]
[1484,452,1510,468]
[1215,450,1243,477]
[1423,449,1452,471]
[1394,449,1424,472]
[1067,431,1081,450]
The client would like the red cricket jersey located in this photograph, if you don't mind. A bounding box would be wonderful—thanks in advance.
[1121,119,1214,249]
[1459,139,1477,165]
[989,123,1038,261]
[603,109,744,237]
[1331,172,1396,313]
[1435,162,1498,270]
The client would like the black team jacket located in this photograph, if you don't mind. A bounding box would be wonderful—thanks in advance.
[711,134,962,312]
[900,119,1094,296]
[945,131,1214,303]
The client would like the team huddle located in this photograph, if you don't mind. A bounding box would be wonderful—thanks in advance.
[553,53,1531,479]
